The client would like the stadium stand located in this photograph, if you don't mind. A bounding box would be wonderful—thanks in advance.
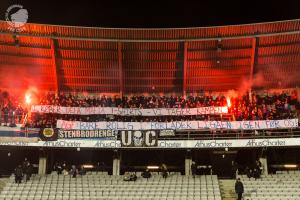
[1,17,300,200]
[240,171,300,200]
[0,173,221,200]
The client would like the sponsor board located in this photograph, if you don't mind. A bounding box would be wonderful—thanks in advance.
[58,129,117,139]
[0,138,298,148]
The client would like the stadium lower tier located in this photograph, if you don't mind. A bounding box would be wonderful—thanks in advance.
[0,173,222,200]
[241,171,300,200]
[1,171,300,200]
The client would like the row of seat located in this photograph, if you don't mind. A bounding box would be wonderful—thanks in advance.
[1,174,222,200]
[242,171,300,200]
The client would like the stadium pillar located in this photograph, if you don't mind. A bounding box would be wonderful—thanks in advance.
[113,150,121,176]
[38,153,47,175]
[118,42,124,97]
[259,157,268,175]
[183,42,188,98]
[185,150,192,176]
[185,158,192,176]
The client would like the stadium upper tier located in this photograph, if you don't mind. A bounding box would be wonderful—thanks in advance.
[0,20,300,94]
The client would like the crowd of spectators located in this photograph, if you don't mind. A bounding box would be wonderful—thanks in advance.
[28,91,299,128]
[230,91,298,120]
[0,92,27,126]
[244,160,263,180]
[1,90,299,128]
[14,158,33,184]
[53,161,93,177]
[38,92,227,108]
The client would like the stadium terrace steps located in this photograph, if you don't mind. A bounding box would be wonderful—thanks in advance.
[219,179,236,200]
[0,172,222,200]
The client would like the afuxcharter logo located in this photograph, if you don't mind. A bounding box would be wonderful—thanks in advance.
[246,139,286,147]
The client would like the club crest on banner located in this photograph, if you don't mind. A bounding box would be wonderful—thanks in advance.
[39,128,58,141]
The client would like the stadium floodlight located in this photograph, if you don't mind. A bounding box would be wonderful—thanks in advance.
[147,166,159,169]
[82,164,94,169]
[284,164,297,168]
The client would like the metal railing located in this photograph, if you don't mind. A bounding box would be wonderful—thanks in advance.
[161,128,300,140]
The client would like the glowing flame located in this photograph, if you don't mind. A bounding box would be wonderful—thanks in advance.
[25,94,32,104]
[226,97,231,108]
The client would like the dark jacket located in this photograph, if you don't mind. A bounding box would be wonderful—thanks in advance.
[191,163,197,174]
[15,167,23,177]
[235,180,244,193]
[142,171,151,178]
[25,164,33,175]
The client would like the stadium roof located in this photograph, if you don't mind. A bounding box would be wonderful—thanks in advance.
[0,19,300,95]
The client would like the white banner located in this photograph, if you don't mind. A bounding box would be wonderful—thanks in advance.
[56,119,298,131]
[0,138,299,148]
[31,105,228,116]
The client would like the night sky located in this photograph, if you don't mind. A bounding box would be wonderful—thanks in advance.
[1,0,300,28]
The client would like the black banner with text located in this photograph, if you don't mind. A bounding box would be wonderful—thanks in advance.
[120,130,158,147]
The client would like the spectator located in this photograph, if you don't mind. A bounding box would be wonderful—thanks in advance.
[14,165,23,184]
[25,161,33,182]
[2,105,9,126]
[161,164,168,179]
[231,161,238,179]
[245,167,252,179]
[141,169,151,179]
[253,168,260,179]
[63,169,69,176]
[62,161,67,170]
[191,161,197,178]
[235,178,244,200]
[78,166,86,176]
[96,162,105,172]
[22,158,29,172]
[15,104,24,123]
[255,160,262,175]
[70,165,78,178]
[124,172,137,181]
[54,162,63,175]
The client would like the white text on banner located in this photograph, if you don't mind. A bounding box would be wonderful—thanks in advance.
[31,105,228,116]
[56,119,298,131]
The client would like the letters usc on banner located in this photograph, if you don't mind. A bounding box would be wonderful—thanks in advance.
[120,130,158,147]
[57,119,299,131]
[31,105,228,116]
